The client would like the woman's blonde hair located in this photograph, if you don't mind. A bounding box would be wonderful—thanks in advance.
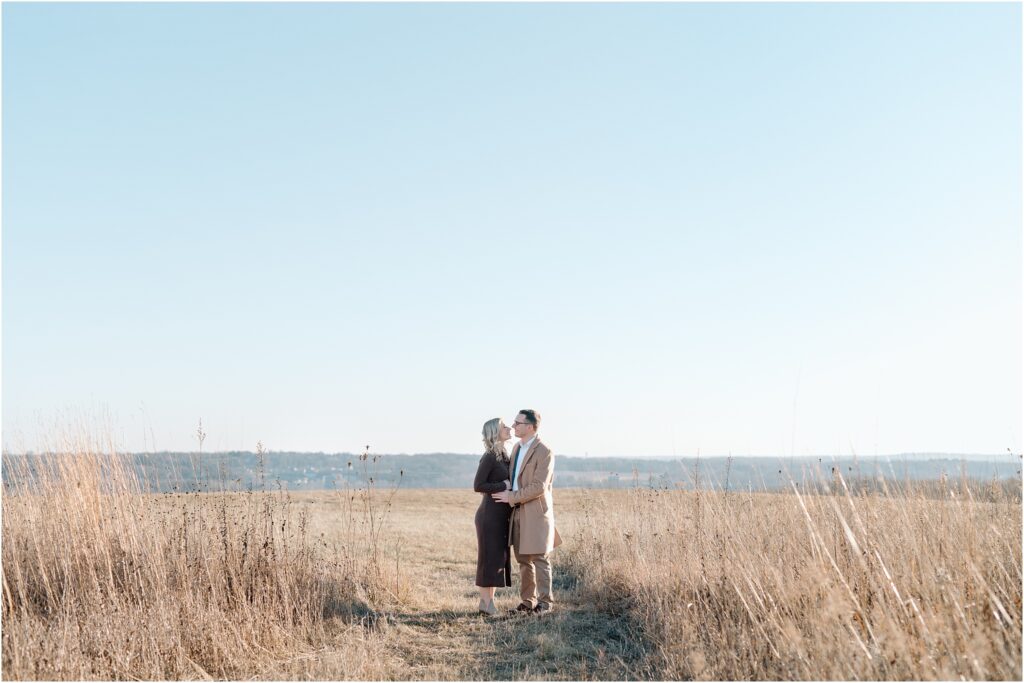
[481,417,509,463]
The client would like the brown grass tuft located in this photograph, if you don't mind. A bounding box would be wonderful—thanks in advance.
[564,474,1022,680]
[1,433,399,679]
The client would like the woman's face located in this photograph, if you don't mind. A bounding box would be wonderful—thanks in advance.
[498,422,512,442]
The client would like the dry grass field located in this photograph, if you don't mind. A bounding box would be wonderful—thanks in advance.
[2,441,1021,680]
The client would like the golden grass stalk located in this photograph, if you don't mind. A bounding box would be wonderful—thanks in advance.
[564,471,1022,680]
[1,432,393,680]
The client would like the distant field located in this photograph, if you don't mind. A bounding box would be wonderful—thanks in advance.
[2,449,1021,680]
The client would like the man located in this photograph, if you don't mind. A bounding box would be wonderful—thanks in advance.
[491,409,562,615]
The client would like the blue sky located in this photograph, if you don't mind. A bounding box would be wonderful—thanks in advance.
[3,2,1021,457]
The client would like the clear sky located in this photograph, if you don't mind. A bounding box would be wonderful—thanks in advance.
[3,2,1021,458]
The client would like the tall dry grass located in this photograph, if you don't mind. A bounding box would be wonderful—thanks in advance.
[1,434,399,680]
[4,431,1020,681]
[564,468,1022,680]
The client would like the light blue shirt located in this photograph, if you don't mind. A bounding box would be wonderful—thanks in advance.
[512,436,536,492]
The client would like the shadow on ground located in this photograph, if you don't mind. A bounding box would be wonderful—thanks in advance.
[484,596,654,680]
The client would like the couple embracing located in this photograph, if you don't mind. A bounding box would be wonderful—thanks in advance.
[473,409,562,616]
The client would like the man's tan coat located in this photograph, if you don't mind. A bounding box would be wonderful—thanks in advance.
[507,438,562,555]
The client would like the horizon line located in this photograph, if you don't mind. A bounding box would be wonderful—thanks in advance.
[4,449,1016,461]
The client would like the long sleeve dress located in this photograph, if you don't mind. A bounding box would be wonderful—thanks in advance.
[473,451,512,587]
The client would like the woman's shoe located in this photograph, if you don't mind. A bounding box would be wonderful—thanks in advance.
[477,598,488,614]
[481,600,498,616]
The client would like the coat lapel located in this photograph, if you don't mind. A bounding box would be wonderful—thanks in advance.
[516,438,542,483]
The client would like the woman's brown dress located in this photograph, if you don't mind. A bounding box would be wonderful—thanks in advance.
[474,451,512,587]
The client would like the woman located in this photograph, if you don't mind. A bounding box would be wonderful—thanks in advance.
[473,417,513,615]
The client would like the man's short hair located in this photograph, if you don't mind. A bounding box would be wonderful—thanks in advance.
[518,409,540,429]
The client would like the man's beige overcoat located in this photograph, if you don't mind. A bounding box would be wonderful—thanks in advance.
[507,438,562,555]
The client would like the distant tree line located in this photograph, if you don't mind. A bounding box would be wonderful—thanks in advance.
[3,450,1019,499]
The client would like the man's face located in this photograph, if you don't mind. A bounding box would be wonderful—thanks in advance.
[512,413,534,440]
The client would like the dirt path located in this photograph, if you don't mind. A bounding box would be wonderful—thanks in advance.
[371,489,650,680]
[296,489,652,680]
[375,565,651,681]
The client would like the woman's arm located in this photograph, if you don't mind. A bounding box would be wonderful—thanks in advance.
[473,453,509,493]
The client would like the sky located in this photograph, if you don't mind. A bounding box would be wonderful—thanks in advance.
[2,2,1021,458]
